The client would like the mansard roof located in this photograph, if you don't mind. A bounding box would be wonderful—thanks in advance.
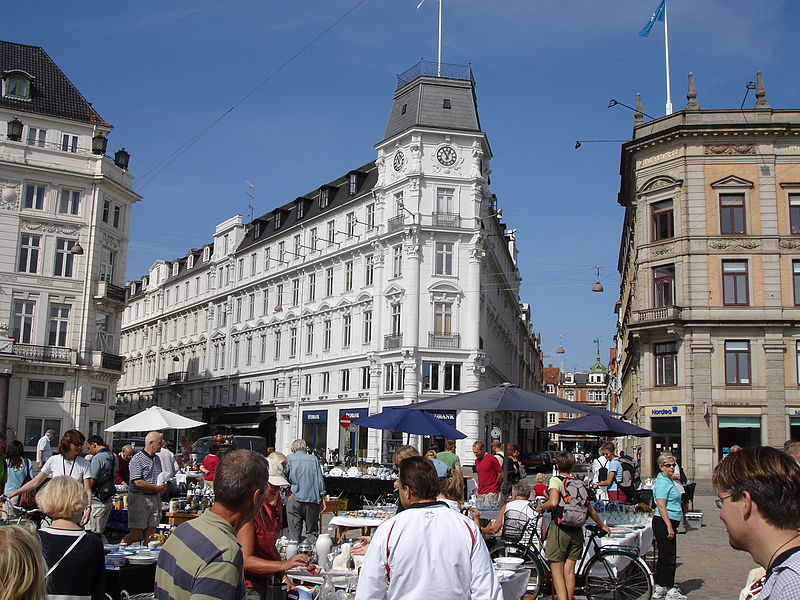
[0,40,110,126]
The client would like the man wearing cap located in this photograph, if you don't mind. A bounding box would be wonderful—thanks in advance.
[238,453,310,599]
[36,429,56,472]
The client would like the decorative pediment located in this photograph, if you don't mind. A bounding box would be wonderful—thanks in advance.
[267,316,282,326]
[637,175,683,197]
[255,319,266,327]
[210,330,226,340]
[317,302,331,312]
[355,292,373,304]
[334,297,351,309]
[710,175,754,190]
[383,283,405,298]
[427,281,464,295]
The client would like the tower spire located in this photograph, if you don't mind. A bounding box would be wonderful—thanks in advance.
[634,93,644,127]
[755,71,770,109]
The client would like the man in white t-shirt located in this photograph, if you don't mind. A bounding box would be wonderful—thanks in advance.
[591,454,610,501]
[156,443,180,500]
[36,429,56,471]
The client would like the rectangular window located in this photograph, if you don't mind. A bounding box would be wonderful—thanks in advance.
[790,194,800,234]
[289,327,297,357]
[341,369,350,392]
[309,228,318,251]
[725,340,751,385]
[436,187,455,214]
[722,260,749,306]
[279,241,285,263]
[361,366,371,390]
[434,302,452,335]
[48,304,70,346]
[392,245,402,278]
[102,199,110,223]
[435,242,454,275]
[54,238,75,277]
[276,284,284,309]
[27,127,46,147]
[113,204,121,228]
[304,374,312,396]
[58,190,80,215]
[18,234,40,273]
[364,255,374,286]
[308,273,316,302]
[238,258,245,280]
[346,212,355,237]
[297,201,305,219]
[251,253,257,276]
[262,288,269,315]
[23,184,45,210]
[90,388,106,404]
[342,315,352,348]
[294,234,301,258]
[246,337,253,365]
[366,203,375,229]
[390,304,401,335]
[443,363,462,391]
[651,199,674,241]
[349,173,358,195]
[653,264,675,307]
[260,334,267,362]
[422,362,440,391]
[394,191,404,216]
[794,261,800,306]
[292,278,300,306]
[61,134,78,153]
[654,342,677,386]
[248,293,255,319]
[325,267,334,297]
[327,220,336,245]
[321,372,330,394]
[232,340,239,367]
[272,379,280,398]
[306,323,314,354]
[720,193,746,234]
[27,381,64,398]
[363,310,373,343]
[99,247,116,283]
[235,297,243,322]
[344,261,353,291]
[274,211,282,229]
[323,320,332,351]
[24,419,61,447]
[12,300,35,343]
[264,247,271,270]
[274,330,282,360]
[385,364,396,392]
[319,188,329,208]
[796,341,800,385]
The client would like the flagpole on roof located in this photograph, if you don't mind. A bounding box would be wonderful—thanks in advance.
[417,0,443,77]
[663,0,673,115]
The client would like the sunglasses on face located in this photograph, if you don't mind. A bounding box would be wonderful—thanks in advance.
[662,463,676,468]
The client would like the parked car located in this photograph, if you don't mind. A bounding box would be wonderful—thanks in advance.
[519,452,550,472]
[191,435,268,462]
[111,438,146,454]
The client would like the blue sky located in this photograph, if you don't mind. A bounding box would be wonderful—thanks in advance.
[7,1,799,371]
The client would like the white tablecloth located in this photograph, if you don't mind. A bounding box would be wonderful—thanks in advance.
[500,568,529,600]
[328,515,389,529]
[585,523,653,563]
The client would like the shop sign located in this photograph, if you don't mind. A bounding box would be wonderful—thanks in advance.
[651,406,680,416]
[303,410,327,423]
[426,410,456,427]
[339,408,366,428]
[520,418,537,430]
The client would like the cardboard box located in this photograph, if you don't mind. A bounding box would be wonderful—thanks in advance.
[686,510,703,530]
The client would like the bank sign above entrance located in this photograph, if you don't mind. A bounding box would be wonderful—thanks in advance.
[651,406,680,416]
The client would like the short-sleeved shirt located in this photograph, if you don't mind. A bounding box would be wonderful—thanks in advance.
[436,451,460,471]
[4,458,34,494]
[41,454,91,482]
[88,447,116,502]
[652,473,682,521]
[606,459,622,491]
[129,450,162,494]
[155,509,246,600]
[201,454,219,482]
[37,435,53,462]
[475,453,502,494]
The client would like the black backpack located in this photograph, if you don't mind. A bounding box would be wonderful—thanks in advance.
[93,451,117,502]
[596,457,609,482]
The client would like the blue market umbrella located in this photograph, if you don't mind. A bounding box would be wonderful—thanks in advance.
[405,383,616,416]
[352,408,467,439]
[541,413,655,437]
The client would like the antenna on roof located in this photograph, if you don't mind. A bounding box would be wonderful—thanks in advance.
[245,181,256,223]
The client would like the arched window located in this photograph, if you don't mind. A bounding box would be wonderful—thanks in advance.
[3,71,33,99]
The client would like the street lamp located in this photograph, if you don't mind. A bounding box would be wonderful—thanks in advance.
[591,266,604,293]
[7,117,23,141]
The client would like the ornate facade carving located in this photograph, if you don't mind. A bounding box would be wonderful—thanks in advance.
[102,232,122,249]
[21,219,81,235]
[708,239,760,250]
[0,178,21,210]
[651,244,675,256]
[779,239,800,250]
[704,144,755,155]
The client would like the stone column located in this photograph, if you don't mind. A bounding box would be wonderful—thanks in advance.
[688,338,714,480]
[763,337,787,446]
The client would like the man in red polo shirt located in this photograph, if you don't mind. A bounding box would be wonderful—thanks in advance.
[473,441,503,504]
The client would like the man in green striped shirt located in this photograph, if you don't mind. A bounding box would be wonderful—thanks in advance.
[155,450,269,600]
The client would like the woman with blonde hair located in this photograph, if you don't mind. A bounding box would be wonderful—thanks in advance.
[0,525,46,600]
[437,468,466,510]
[36,475,105,600]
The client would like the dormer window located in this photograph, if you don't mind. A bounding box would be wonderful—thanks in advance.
[172,263,179,277]
[203,247,211,262]
[320,188,330,208]
[187,255,195,269]
[274,211,282,229]
[254,220,262,238]
[2,71,33,100]
[130,282,137,294]
[349,173,358,195]
[297,200,305,219]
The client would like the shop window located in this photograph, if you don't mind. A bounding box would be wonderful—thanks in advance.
[651,199,674,241]
[302,411,327,454]
[724,340,751,385]
[24,418,61,447]
[718,415,761,458]
[722,260,749,306]
[720,193,746,234]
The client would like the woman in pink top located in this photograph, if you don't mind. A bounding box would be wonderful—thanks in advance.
[199,444,220,490]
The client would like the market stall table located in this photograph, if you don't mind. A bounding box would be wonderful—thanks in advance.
[500,568,530,600]
[328,515,391,540]
[323,476,395,508]
[104,563,156,600]
[163,512,199,527]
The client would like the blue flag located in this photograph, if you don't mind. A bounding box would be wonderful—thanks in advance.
[639,0,666,37]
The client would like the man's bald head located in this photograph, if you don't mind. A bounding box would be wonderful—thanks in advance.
[144,431,164,454]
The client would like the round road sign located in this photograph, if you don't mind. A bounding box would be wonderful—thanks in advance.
[339,415,351,428]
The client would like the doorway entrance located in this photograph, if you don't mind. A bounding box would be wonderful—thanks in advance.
[651,416,682,474]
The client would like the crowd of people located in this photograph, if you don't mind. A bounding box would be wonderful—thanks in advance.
[2,431,800,600]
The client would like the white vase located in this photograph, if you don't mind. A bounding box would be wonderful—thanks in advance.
[316,533,333,569]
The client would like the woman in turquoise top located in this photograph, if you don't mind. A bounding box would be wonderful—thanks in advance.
[651,453,687,600]
[3,440,35,519]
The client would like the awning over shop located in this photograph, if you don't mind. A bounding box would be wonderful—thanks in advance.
[718,415,761,428]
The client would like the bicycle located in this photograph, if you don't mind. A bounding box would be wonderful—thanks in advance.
[0,499,51,532]
[489,506,653,599]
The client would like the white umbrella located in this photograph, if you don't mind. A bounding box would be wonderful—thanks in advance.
[105,406,206,432]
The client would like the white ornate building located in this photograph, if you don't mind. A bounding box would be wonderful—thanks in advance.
[116,62,542,461]
[0,41,139,449]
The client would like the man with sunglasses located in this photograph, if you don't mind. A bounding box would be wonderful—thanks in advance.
[713,446,800,600]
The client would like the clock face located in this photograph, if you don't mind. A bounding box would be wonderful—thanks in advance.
[393,151,405,171]
[436,145,457,166]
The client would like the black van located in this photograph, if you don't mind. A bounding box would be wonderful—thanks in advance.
[191,435,268,462]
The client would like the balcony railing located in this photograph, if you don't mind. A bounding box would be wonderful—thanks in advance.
[103,282,126,302]
[432,212,460,228]
[428,332,461,349]
[101,352,123,371]
[384,334,403,350]
[387,215,405,232]
[168,371,188,383]
[635,305,682,323]
[12,343,72,364]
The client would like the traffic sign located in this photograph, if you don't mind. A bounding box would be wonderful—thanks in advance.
[339,415,351,428]
[348,423,358,432]
[490,427,502,440]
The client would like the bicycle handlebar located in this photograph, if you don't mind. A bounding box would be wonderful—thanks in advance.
[585,523,609,538]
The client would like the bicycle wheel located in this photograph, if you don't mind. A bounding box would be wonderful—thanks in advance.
[583,550,652,600]
[489,542,547,598]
